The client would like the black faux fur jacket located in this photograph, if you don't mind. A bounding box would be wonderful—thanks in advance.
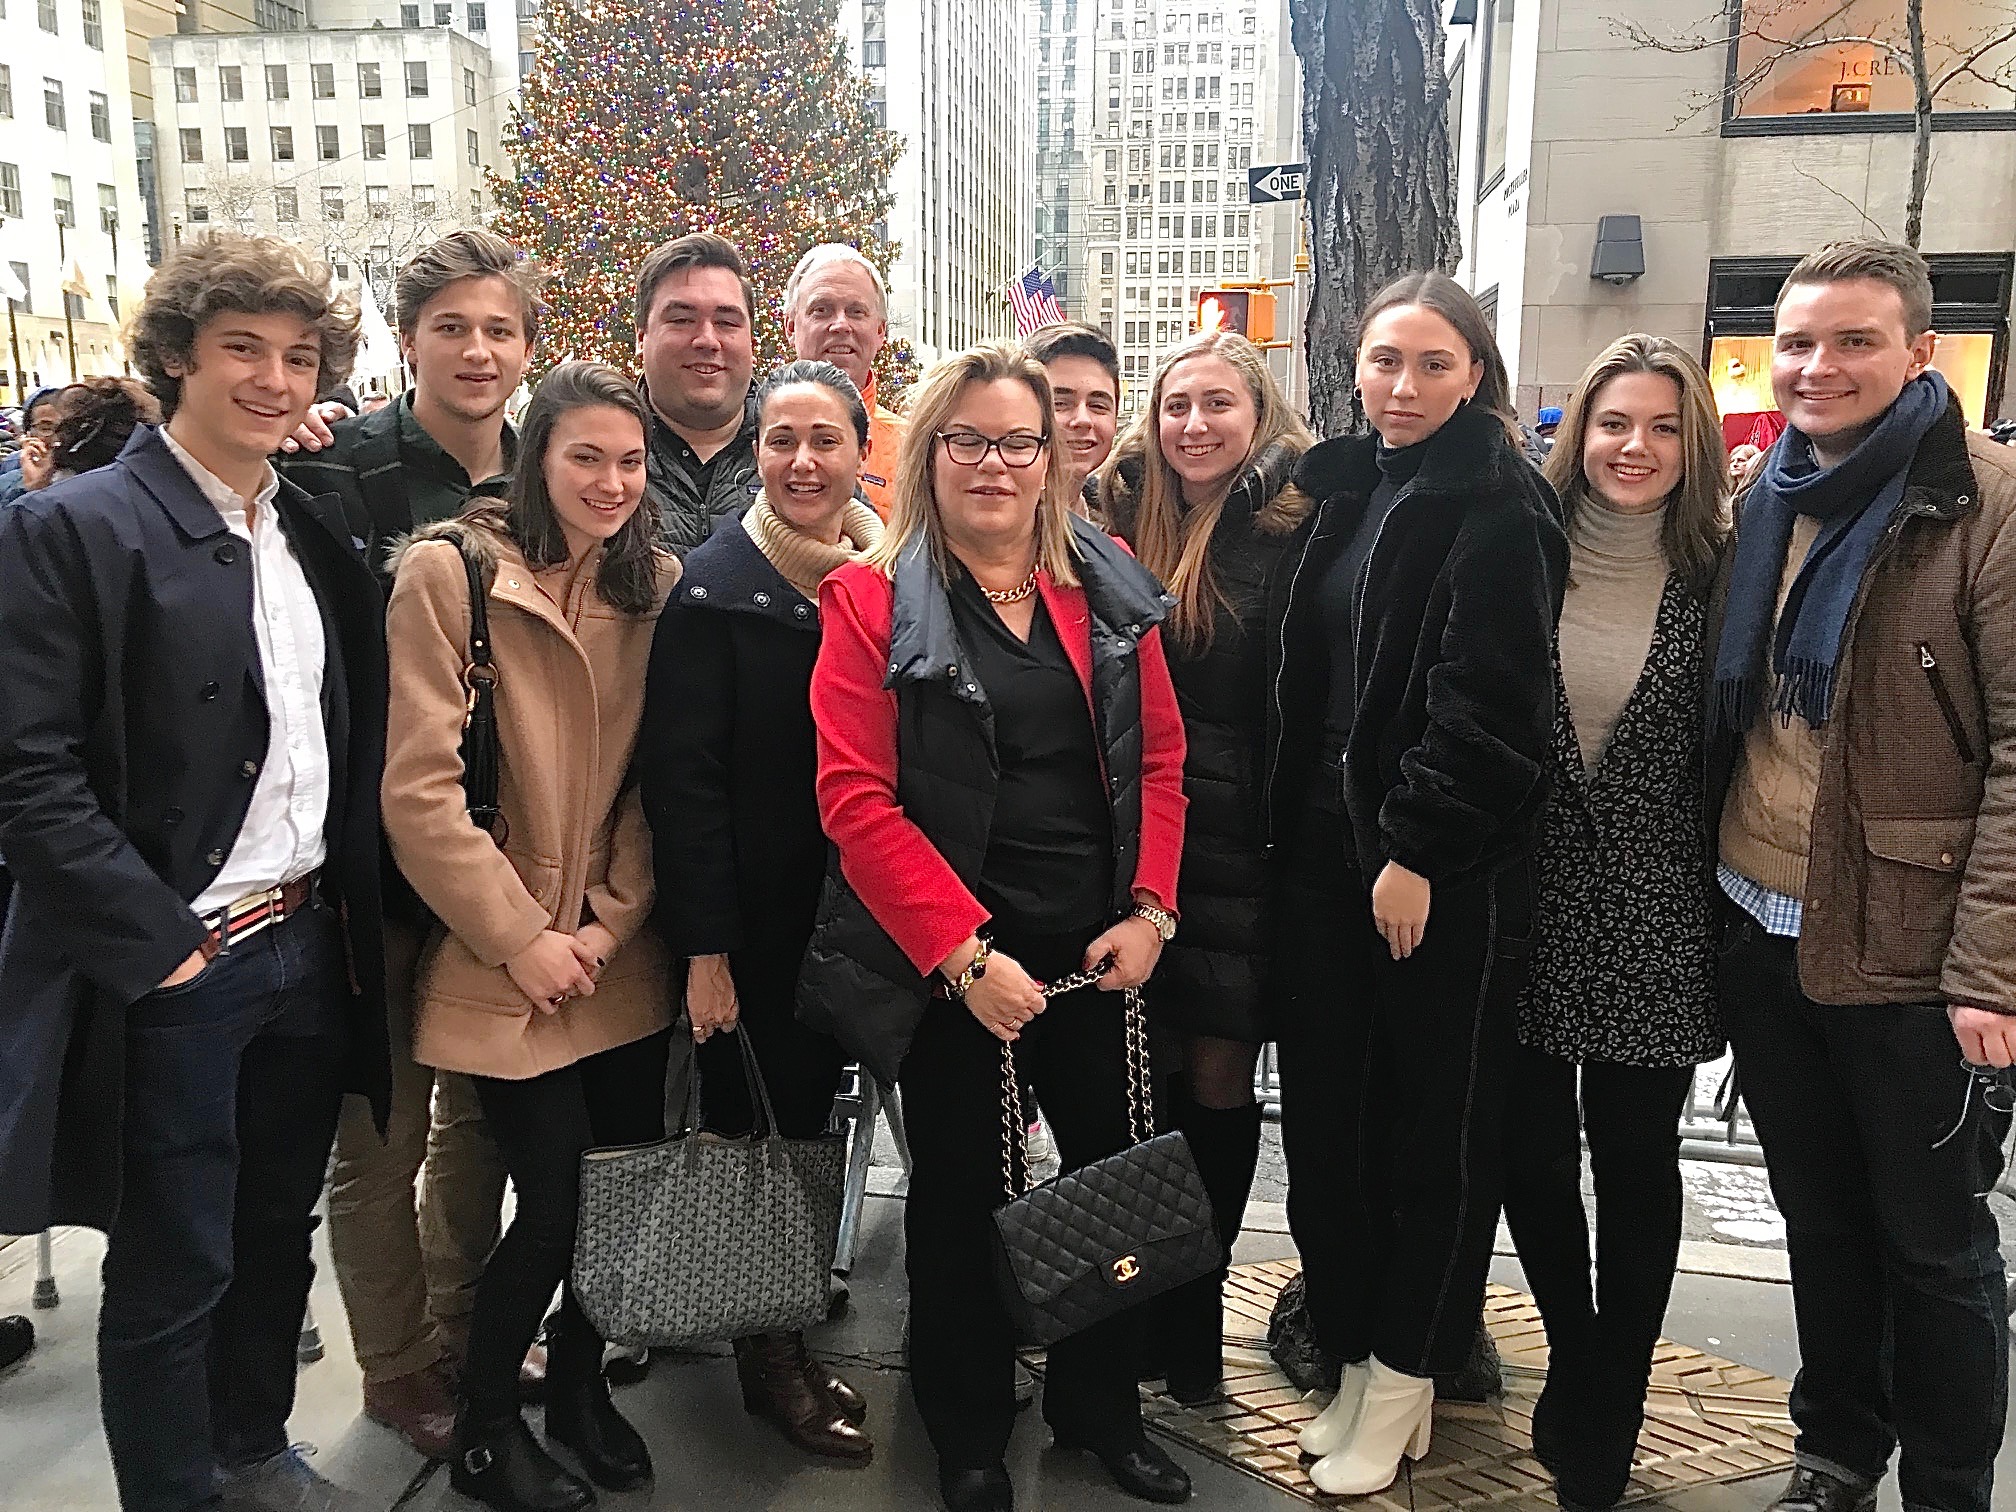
[1271,403,1568,886]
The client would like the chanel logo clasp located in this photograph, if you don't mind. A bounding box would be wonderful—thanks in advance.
[1111,1254,1141,1285]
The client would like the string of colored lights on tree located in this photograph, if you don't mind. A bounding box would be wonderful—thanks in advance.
[488,0,920,396]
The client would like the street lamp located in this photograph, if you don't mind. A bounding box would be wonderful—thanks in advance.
[55,216,78,381]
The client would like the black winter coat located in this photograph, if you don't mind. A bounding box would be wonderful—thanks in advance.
[643,389,760,558]
[797,518,1176,1085]
[1107,442,1311,1041]
[1278,404,1568,886]
[0,426,390,1232]
[639,521,828,1001]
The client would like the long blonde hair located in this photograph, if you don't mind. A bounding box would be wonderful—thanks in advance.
[867,343,1081,587]
[1103,330,1315,648]
[1541,334,1729,593]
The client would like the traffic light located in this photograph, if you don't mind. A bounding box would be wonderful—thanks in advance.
[1195,288,1277,342]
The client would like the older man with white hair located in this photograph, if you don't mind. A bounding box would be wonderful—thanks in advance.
[783,244,906,517]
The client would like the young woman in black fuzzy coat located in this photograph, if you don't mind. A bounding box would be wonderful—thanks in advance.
[1101,330,1313,1406]
[638,359,880,1467]
[1273,272,1567,1496]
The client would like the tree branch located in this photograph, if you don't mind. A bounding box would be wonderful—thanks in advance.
[1788,161,1891,239]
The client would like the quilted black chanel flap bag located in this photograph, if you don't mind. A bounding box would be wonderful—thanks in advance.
[989,978,1222,1347]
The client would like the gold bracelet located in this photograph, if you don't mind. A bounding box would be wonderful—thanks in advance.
[945,938,992,999]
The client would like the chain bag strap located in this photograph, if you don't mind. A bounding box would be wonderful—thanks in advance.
[987,952,1225,1347]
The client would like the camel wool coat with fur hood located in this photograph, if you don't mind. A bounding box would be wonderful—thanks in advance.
[383,517,678,1080]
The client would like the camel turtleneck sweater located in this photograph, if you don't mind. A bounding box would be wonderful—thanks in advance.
[1559,498,1669,772]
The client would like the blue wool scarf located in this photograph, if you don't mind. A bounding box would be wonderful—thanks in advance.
[1713,370,1949,734]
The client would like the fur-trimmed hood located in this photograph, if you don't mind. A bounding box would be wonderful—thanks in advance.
[382,512,512,590]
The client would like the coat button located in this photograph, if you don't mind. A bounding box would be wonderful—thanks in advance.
[213,543,238,567]
[200,681,220,701]
[164,806,184,824]
[206,848,225,866]
[794,604,810,618]
[753,591,771,606]
[690,585,709,599]
[1941,851,1956,866]
[241,759,258,778]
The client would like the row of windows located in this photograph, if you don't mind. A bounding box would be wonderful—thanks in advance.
[178,122,478,165]
[397,1,488,30]
[1,72,116,143]
[171,61,480,106]
[32,0,106,48]
[1111,266,1255,307]
[0,164,119,234]
[180,183,477,224]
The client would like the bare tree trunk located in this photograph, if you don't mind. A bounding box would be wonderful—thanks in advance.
[1905,0,1931,249]
[1289,0,1460,435]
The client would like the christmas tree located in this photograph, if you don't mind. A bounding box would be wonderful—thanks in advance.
[490,0,917,394]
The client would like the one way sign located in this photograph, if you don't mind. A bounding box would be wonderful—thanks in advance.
[1248,162,1308,203]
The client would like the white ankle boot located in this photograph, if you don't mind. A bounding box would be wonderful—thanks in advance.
[1307,1358,1435,1496]
[1295,1358,1371,1458]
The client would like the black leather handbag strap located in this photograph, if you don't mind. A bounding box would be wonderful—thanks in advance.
[455,543,505,843]
[662,1015,788,1152]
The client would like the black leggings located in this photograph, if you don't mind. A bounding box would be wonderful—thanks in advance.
[462,1031,671,1419]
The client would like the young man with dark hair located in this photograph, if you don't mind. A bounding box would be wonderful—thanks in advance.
[277,226,542,1459]
[1024,321,1121,506]
[1709,237,2016,1512]
[633,231,760,555]
[0,232,390,1511]
[783,243,905,516]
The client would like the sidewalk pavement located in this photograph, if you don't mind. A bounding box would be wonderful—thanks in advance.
[2,1191,2012,1510]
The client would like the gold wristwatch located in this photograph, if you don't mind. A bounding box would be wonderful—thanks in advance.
[1131,903,1178,943]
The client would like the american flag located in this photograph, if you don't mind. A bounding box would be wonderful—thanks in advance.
[1006,265,1066,337]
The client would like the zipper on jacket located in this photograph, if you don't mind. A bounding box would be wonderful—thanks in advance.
[1918,642,1980,766]
[1260,517,1324,847]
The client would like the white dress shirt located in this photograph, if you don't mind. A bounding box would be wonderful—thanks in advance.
[161,428,331,916]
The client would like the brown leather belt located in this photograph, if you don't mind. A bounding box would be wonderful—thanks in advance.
[197,871,319,962]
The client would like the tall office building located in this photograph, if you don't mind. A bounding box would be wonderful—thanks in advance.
[836,0,1033,366]
[0,0,153,399]
[1032,0,1301,415]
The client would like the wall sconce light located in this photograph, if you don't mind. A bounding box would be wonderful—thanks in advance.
[1592,215,1646,286]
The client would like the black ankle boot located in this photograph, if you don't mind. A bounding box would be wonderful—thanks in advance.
[450,1411,594,1512]
[1162,1098,1262,1405]
[544,1320,652,1490]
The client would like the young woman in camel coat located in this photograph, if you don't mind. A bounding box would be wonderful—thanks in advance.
[382,361,678,1512]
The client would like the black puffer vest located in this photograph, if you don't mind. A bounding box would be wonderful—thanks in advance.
[797,515,1175,1084]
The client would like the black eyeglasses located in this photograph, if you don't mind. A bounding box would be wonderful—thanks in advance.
[935,430,1050,468]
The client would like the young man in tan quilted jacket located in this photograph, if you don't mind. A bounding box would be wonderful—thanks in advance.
[1707,238,2016,1512]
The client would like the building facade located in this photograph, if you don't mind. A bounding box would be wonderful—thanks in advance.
[0,0,153,401]
[836,0,1032,366]
[1031,0,1302,416]
[1447,0,2016,429]
[148,24,502,306]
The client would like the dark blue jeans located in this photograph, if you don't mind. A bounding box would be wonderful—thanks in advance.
[99,903,350,1512]
[1719,903,2009,1512]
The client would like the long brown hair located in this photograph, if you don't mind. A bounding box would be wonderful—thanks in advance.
[868,343,1081,588]
[1358,271,1521,449]
[488,361,669,615]
[1542,334,1729,593]
[1105,330,1314,649]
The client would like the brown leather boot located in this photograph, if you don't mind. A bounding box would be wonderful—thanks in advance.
[733,1332,873,1462]
[804,1356,868,1426]
[362,1361,458,1459]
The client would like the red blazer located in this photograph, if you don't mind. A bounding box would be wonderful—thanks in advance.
[812,559,1187,978]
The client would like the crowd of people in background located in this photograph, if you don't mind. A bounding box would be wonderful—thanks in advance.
[0,220,2010,1512]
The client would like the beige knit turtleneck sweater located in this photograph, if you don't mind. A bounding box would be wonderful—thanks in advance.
[1560,499,1669,772]
[742,494,884,602]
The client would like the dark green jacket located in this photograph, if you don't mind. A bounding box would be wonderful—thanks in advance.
[277,394,514,579]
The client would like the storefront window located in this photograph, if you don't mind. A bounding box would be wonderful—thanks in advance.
[1732,0,2016,119]
[1709,331,1997,430]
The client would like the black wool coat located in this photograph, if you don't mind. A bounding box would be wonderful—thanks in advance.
[0,426,390,1233]
[1521,574,1722,1068]
[1106,443,1311,1041]
[1277,404,1569,886]
[639,520,830,1011]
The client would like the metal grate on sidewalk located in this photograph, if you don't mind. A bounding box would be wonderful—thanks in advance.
[1125,1260,1796,1508]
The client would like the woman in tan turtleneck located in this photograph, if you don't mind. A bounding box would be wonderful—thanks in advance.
[1506,336,1731,1512]
[637,360,881,1468]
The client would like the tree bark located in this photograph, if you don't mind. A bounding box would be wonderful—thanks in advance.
[1289,0,1460,435]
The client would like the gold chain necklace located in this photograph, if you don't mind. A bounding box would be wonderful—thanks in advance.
[982,567,1039,605]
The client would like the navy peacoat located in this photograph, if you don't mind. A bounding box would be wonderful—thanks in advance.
[0,425,391,1234]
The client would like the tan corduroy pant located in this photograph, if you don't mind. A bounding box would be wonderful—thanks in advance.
[327,918,507,1385]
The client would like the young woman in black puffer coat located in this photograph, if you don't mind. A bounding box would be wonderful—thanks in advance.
[1102,329,1314,1407]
